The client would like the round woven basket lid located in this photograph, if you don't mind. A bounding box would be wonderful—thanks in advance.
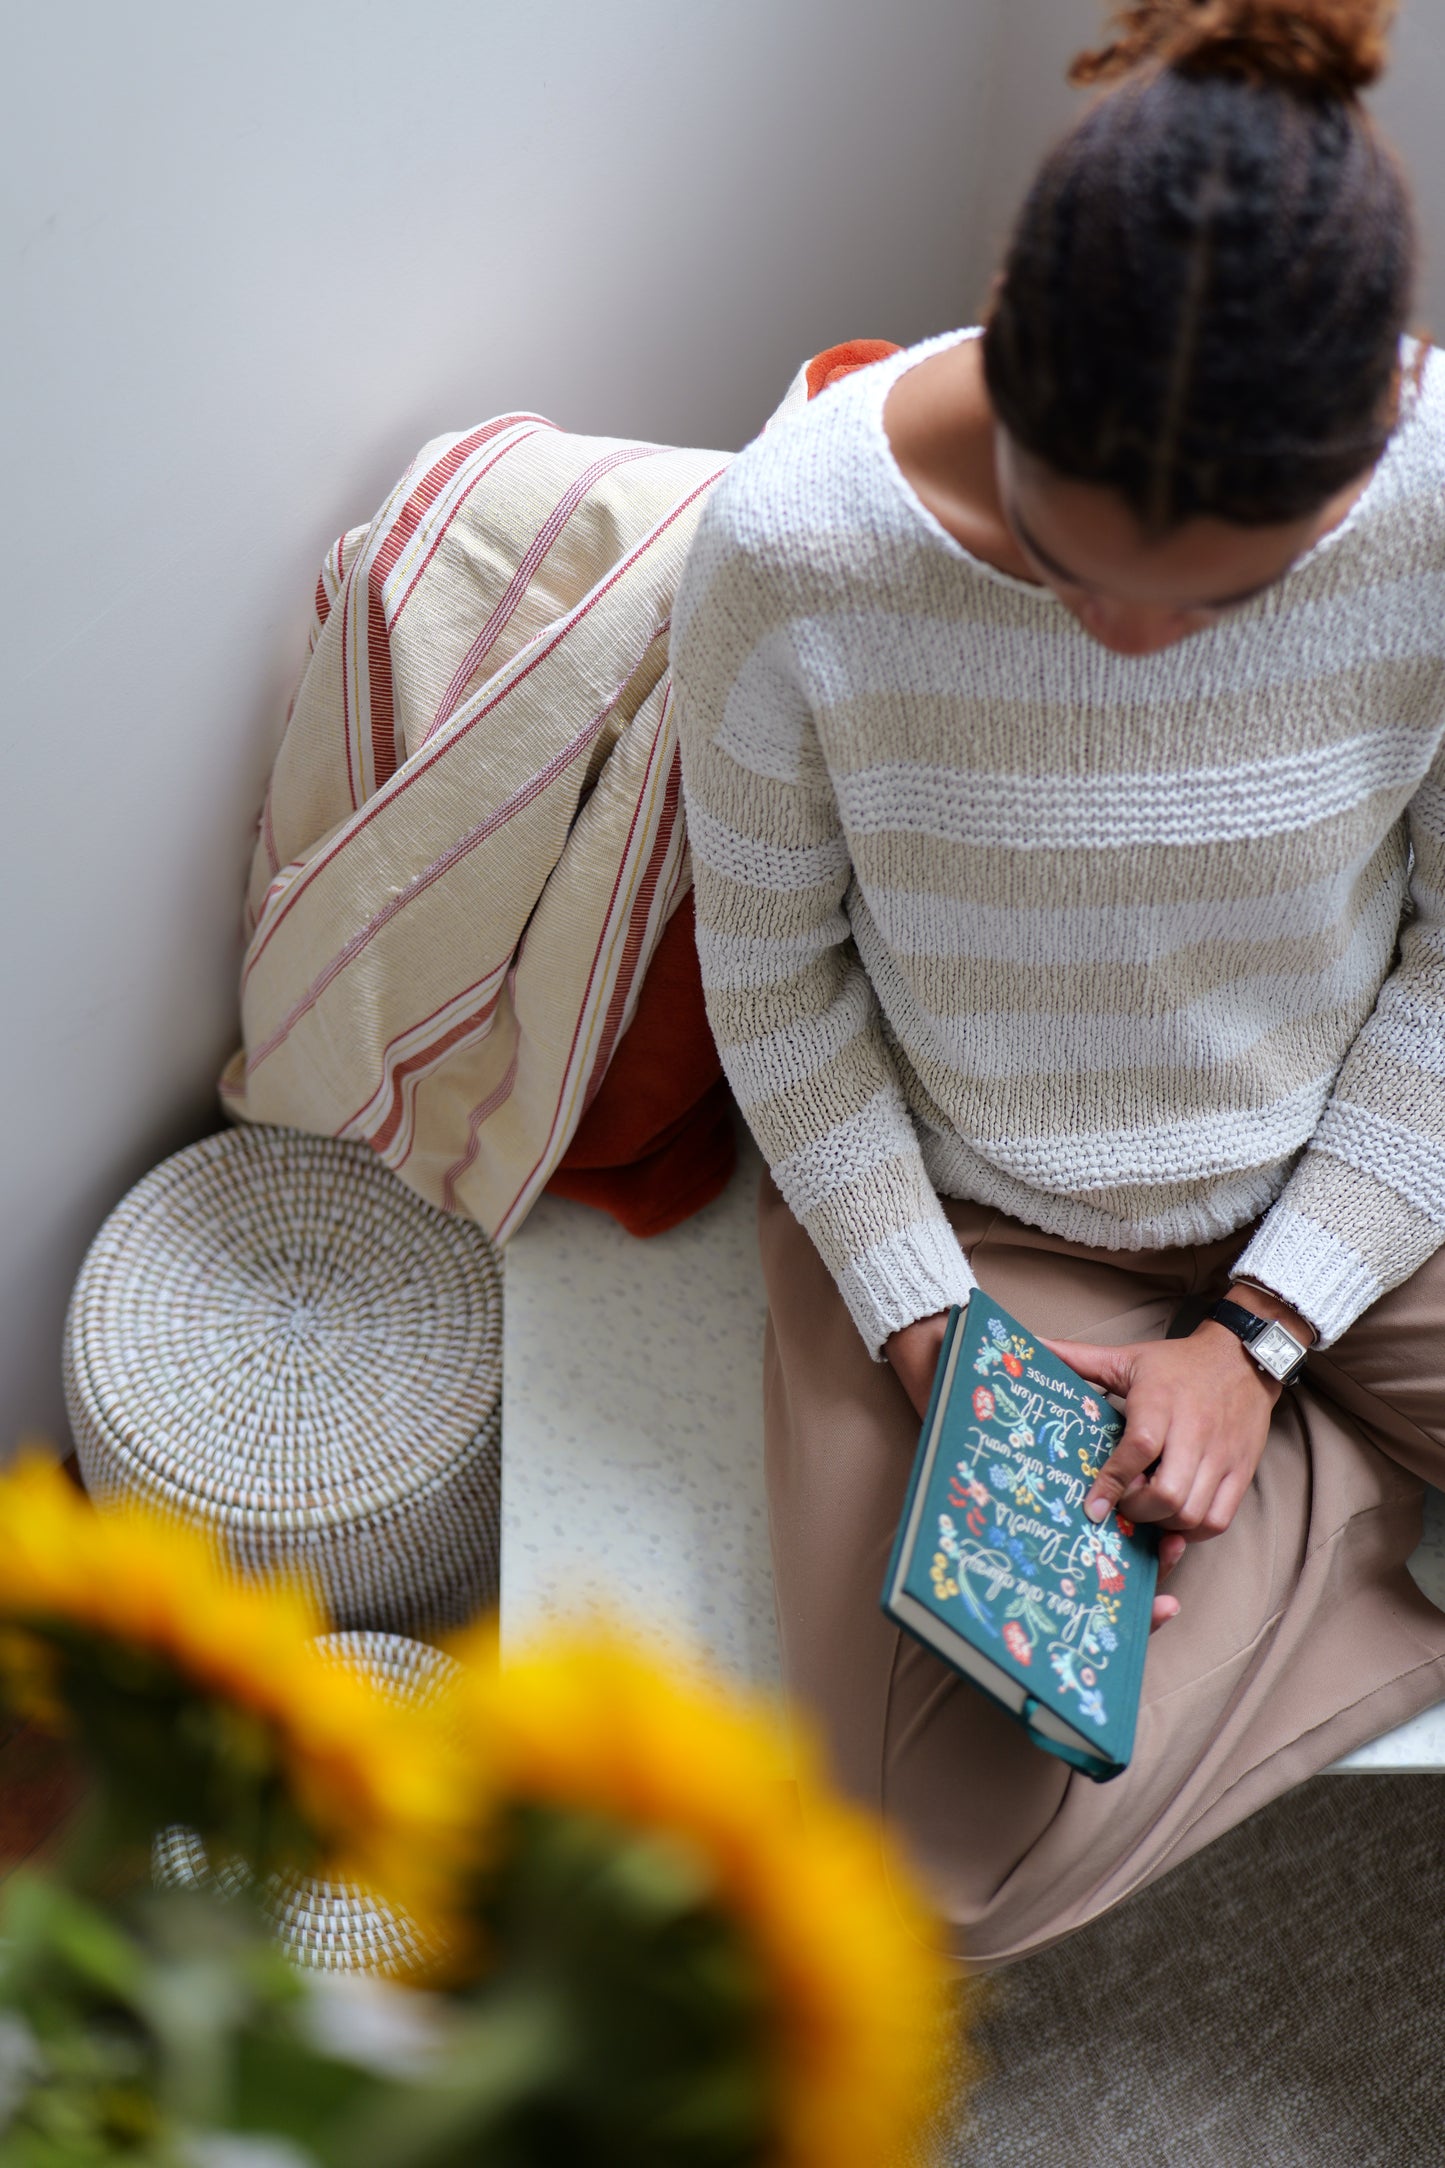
[152,1629,462,1976]
[65,1124,503,1539]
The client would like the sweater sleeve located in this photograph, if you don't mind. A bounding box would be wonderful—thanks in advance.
[671,514,977,1358]
[1235,743,1445,1346]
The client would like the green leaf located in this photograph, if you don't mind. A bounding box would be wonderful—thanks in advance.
[225,2032,383,2155]
[0,1876,145,2007]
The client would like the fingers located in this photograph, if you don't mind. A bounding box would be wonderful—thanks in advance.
[1115,1431,1201,1525]
[1062,1334,1262,1545]
[1150,1536,1187,1630]
[1041,1337,1133,1397]
[1150,1535,1188,1629]
[1119,1437,1248,1539]
[1186,1464,1251,1542]
[1083,1385,1169,1523]
[1156,1532,1188,1581]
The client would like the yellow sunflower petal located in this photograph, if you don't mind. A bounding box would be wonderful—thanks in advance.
[0,1454,466,1928]
[443,1622,955,2168]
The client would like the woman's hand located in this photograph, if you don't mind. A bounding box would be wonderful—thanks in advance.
[885,1304,1186,1632]
[884,1311,952,1421]
[1045,1288,1312,1609]
[1039,1324,1283,1626]
[1048,1324,1278,1537]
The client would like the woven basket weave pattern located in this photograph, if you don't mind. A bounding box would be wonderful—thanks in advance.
[152,1630,461,1975]
[64,1125,503,1632]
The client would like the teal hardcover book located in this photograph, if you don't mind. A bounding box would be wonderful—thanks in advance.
[881,1296,1158,1782]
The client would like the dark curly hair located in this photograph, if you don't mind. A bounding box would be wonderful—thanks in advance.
[982,1,1418,531]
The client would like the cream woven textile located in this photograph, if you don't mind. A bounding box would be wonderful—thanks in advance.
[65,1126,504,1633]
[219,386,813,1238]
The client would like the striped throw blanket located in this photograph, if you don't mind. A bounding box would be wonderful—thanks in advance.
[221,350,866,1240]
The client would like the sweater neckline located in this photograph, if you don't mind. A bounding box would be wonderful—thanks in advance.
[863,323,1400,608]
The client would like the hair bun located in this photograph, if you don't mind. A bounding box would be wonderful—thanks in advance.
[1070,1,1395,100]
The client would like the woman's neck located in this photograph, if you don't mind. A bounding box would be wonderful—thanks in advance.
[882,335,1043,583]
[881,330,1382,591]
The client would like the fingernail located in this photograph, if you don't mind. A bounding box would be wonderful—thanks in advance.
[1085,1496,1108,1523]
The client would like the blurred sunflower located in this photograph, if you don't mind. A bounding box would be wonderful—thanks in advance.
[0,1453,464,1923]
[443,1625,955,2168]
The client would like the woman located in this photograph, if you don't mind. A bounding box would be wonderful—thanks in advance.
[671,0,1445,1965]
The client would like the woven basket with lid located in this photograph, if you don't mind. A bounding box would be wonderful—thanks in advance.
[153,1629,461,1975]
[64,1124,503,1633]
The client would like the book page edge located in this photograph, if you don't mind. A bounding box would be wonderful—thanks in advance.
[885,1313,967,1611]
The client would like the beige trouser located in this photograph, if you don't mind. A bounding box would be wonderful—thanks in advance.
[760,1170,1445,1968]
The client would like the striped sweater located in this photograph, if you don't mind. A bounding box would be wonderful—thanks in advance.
[671,326,1445,1357]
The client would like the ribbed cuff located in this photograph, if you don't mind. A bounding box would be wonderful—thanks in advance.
[1232,1206,1383,1349]
[835,1217,979,1361]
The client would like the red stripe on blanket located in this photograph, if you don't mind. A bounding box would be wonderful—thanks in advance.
[389,424,553,629]
[365,581,397,789]
[340,970,504,1137]
[470,729,682,1222]
[244,667,645,1076]
[358,984,507,1155]
[339,575,359,813]
[576,739,683,1122]
[363,416,550,790]
[427,442,668,741]
[373,992,505,1157]
[442,1040,520,1213]
[492,695,683,1233]
[241,466,727,989]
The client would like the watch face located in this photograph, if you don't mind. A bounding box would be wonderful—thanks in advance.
[1252,1321,1303,1380]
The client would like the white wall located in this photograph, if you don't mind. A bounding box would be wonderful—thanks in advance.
[1375,0,1445,333]
[6,1,1443,1452]
[973,0,1445,334]
[1,0,1006,1447]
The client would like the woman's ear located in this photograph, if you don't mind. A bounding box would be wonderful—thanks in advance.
[1400,332,1432,417]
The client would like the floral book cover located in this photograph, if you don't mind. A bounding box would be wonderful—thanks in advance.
[881,1296,1158,1782]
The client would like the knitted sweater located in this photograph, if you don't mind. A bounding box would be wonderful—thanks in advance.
[671,326,1445,1358]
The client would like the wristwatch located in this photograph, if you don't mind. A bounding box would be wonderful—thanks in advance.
[1205,1296,1311,1386]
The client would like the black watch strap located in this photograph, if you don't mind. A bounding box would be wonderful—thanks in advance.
[1206,1297,1309,1386]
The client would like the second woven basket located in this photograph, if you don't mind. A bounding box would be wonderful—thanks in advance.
[153,1629,460,1975]
[64,1124,503,1634]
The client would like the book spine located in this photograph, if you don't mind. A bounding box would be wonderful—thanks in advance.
[1023,1704,1118,1783]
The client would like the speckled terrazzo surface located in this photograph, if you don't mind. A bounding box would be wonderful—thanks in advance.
[501,1124,1445,1766]
[501,1125,779,1685]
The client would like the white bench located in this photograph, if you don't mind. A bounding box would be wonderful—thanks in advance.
[502,1126,1445,1774]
